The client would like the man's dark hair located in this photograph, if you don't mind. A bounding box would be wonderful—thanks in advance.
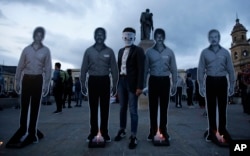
[208,29,220,40]
[55,62,61,69]
[123,27,136,34]
[33,26,45,39]
[154,28,165,39]
[67,69,72,75]
[94,27,106,39]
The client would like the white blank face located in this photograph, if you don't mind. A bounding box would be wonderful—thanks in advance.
[122,32,135,46]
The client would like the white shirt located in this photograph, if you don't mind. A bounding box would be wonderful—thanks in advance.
[120,47,130,75]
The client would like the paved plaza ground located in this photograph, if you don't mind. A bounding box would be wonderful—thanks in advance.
[0,98,250,156]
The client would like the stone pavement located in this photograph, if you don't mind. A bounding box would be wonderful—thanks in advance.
[0,98,250,156]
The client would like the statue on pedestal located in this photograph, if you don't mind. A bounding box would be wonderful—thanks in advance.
[140,8,154,40]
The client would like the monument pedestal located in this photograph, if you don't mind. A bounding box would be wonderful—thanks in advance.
[138,39,155,110]
[138,40,155,51]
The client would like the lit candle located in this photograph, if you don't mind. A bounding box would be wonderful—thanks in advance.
[215,131,225,143]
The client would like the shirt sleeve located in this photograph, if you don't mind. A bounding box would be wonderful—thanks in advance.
[80,50,89,88]
[15,49,26,85]
[226,52,236,88]
[43,48,52,91]
[197,50,206,86]
[170,51,178,86]
[110,50,119,89]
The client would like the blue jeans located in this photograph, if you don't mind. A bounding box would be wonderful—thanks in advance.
[118,76,139,135]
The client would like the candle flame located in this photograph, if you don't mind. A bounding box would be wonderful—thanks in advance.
[215,131,225,143]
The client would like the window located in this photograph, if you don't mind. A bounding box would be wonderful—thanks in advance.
[234,52,238,60]
[242,35,245,40]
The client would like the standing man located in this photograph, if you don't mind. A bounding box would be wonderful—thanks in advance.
[74,77,82,107]
[176,75,184,108]
[80,27,118,143]
[198,29,235,147]
[140,8,154,40]
[52,62,64,114]
[144,28,177,146]
[238,65,250,114]
[6,27,52,148]
[186,73,194,108]
[114,27,145,149]
[63,69,73,108]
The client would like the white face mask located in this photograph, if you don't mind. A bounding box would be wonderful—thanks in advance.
[122,32,135,46]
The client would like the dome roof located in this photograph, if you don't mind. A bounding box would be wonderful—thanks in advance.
[232,18,247,33]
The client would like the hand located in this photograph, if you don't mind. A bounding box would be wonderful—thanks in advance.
[199,86,205,97]
[228,86,234,96]
[136,89,142,96]
[142,87,148,96]
[42,87,49,97]
[81,85,88,96]
[111,87,117,97]
[170,85,176,96]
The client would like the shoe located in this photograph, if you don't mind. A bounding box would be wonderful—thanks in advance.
[114,129,126,141]
[204,130,212,142]
[103,134,111,142]
[128,135,137,149]
[177,104,182,108]
[220,130,232,144]
[147,133,154,141]
[62,105,66,108]
[202,112,207,117]
[68,106,72,108]
[188,105,195,108]
[162,132,171,141]
[86,134,95,142]
[53,110,62,114]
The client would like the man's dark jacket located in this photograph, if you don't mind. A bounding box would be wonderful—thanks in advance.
[117,45,145,93]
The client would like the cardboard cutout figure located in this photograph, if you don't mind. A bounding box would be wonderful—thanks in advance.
[144,28,177,146]
[197,29,235,147]
[80,27,118,147]
[6,27,52,148]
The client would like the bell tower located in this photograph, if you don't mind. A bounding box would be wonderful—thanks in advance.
[230,17,250,74]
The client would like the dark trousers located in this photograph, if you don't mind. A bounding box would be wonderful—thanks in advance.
[186,87,193,106]
[241,88,250,113]
[206,76,228,134]
[175,87,182,106]
[88,75,110,136]
[148,76,170,135]
[54,86,63,112]
[63,88,72,107]
[20,74,43,137]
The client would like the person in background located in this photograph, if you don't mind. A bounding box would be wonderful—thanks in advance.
[80,27,118,143]
[114,27,145,149]
[144,28,177,146]
[176,75,184,108]
[6,26,52,148]
[237,65,250,114]
[63,69,73,108]
[197,29,235,147]
[186,73,194,108]
[52,62,64,114]
[74,77,82,107]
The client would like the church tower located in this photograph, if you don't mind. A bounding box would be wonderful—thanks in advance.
[230,17,250,74]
